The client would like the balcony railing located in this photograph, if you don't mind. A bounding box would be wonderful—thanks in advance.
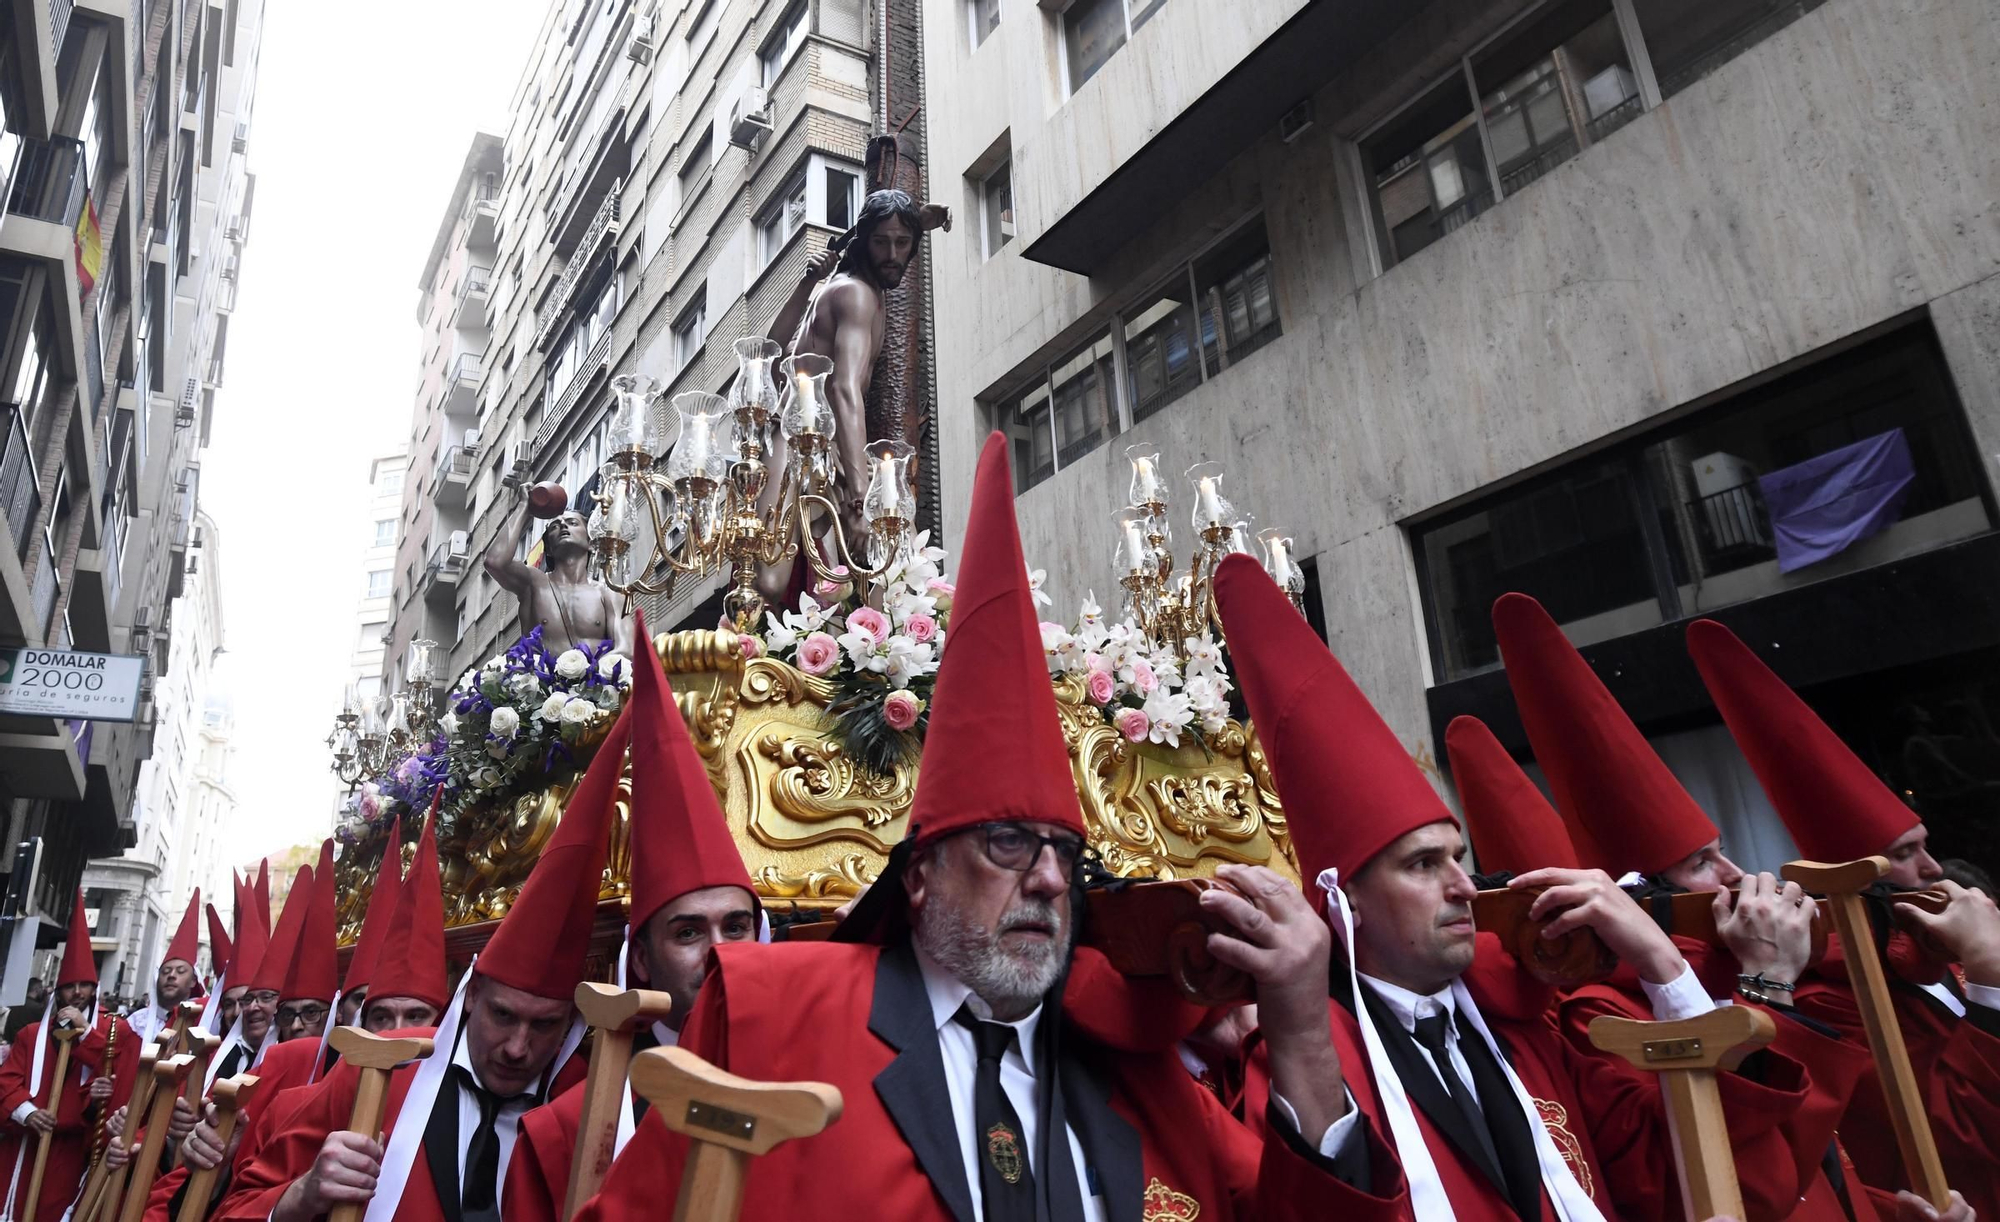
[31,535,60,640]
[6,136,86,227]
[534,183,622,351]
[51,0,74,57]
[1,408,42,562]
[100,510,122,611]
[534,330,611,456]
[448,350,484,390]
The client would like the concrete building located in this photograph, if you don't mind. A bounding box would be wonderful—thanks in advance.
[81,507,230,1003]
[335,447,406,812]
[926,0,2000,870]
[385,0,883,688]
[0,0,264,989]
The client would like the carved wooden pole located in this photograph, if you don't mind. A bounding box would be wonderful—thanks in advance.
[20,1025,83,1222]
[1588,1006,1775,1222]
[324,1027,434,1222]
[173,1074,260,1222]
[1783,856,1951,1208]
[117,1053,198,1222]
[627,1045,840,1222]
[75,1039,160,1222]
[91,1006,192,1222]
[562,983,675,1221]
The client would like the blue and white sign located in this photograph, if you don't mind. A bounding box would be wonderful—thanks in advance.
[0,649,144,721]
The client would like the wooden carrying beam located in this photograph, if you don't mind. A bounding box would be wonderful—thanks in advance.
[325,1027,435,1222]
[1588,1006,1775,1222]
[118,1053,199,1222]
[1784,856,1951,1208]
[76,1039,162,1222]
[563,984,675,1221]
[174,1074,261,1222]
[628,1046,841,1222]
[21,1026,83,1222]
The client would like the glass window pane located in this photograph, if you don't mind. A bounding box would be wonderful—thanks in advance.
[1002,378,1054,493]
[1049,330,1117,467]
[1123,279,1200,423]
[1631,0,1825,101]
[1362,74,1491,268]
[983,162,1013,257]
[825,166,858,230]
[1064,0,1127,92]
[970,0,1001,48]
[1194,220,1281,378]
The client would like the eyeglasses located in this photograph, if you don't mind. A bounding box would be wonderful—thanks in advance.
[967,824,1084,874]
[277,1004,329,1027]
[243,991,280,1007]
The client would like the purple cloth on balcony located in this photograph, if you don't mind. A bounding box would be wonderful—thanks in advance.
[1757,428,1914,573]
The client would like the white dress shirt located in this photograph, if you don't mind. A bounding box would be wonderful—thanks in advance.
[446,1036,540,1198]
[914,949,1107,1222]
[1359,973,1484,1106]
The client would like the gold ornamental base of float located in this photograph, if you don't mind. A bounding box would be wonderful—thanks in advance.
[336,630,1296,947]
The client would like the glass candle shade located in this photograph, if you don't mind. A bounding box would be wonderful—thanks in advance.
[1115,505,1154,575]
[779,354,836,440]
[408,639,439,685]
[728,337,782,428]
[607,374,666,455]
[861,439,916,524]
[1258,528,1305,594]
[1185,461,1231,531]
[1126,443,1166,508]
[666,393,735,483]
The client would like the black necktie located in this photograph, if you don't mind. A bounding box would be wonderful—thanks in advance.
[453,1066,519,1222]
[954,1005,1037,1222]
[1412,1012,1502,1173]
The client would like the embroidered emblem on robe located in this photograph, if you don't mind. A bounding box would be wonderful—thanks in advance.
[1141,1176,1200,1220]
[1533,1097,1594,1198]
[985,1122,1024,1184]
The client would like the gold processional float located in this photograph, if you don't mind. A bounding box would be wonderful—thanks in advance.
[329,336,1308,981]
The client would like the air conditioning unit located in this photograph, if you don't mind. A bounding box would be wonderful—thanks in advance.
[627,13,655,64]
[1279,98,1316,144]
[461,428,481,452]
[448,530,471,557]
[729,89,773,149]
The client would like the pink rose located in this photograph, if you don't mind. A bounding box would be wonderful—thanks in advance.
[740,635,763,659]
[1113,707,1150,743]
[926,578,955,598]
[904,613,939,644]
[796,632,840,676]
[881,689,925,731]
[846,606,891,644]
[814,566,854,600]
[1131,659,1158,694]
[1086,670,1117,705]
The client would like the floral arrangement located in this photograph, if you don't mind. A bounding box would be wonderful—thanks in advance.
[1036,592,1234,750]
[337,627,632,843]
[757,531,953,775]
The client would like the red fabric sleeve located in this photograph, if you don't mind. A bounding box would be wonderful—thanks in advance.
[500,1107,564,1222]
[0,1025,37,1117]
[211,1061,359,1221]
[1928,1011,2000,1219]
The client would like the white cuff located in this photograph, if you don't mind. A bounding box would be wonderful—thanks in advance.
[1269,1086,1362,1157]
[9,1101,33,1125]
[1965,981,2000,1012]
[1640,961,1717,1022]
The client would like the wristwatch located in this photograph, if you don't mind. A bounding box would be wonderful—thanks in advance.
[1737,973,1797,1006]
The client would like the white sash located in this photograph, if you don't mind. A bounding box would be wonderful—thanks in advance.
[362,960,474,1222]
[1318,870,1605,1222]
[1,993,56,1219]
[1920,980,1967,1020]
[196,972,226,1037]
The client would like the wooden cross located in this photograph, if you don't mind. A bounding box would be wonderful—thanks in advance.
[76,1039,160,1222]
[324,1027,435,1222]
[1783,856,1951,1208]
[562,983,675,1221]
[1588,1005,1775,1221]
[627,1045,841,1222]
[21,1025,84,1222]
[178,1028,221,1113]
[118,1053,199,1222]
[173,1074,261,1222]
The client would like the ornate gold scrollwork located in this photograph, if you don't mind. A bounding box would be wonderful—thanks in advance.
[756,733,914,832]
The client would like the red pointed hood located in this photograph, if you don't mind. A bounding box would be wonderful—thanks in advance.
[475,708,631,1000]
[626,609,754,935]
[281,840,339,1003]
[245,862,314,995]
[56,887,96,987]
[911,433,1083,844]
[254,860,271,931]
[231,864,273,986]
[1216,554,1454,885]
[205,903,232,981]
[162,889,202,967]
[369,812,449,1012]
[343,817,405,994]
[1445,716,1579,875]
[1687,619,1916,861]
[1492,593,1714,875]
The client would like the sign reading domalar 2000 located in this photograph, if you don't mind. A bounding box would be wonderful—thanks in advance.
[0,648,145,721]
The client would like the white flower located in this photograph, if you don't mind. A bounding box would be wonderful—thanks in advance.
[1183,635,1225,680]
[882,637,937,689]
[537,693,568,721]
[793,593,835,635]
[481,655,504,678]
[1142,688,1193,747]
[559,696,597,724]
[763,612,799,654]
[471,764,503,788]
[1075,592,1111,651]
[554,649,590,681]
[1026,567,1052,610]
[439,711,460,736]
[597,652,629,682]
[884,583,938,624]
[1039,623,1075,675]
[489,706,522,738]
[457,669,480,694]
[507,672,543,698]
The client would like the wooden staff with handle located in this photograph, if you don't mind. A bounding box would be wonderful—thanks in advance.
[173,1074,260,1222]
[324,1027,434,1222]
[1783,856,1951,1208]
[75,1039,161,1222]
[562,983,675,1221]
[627,1046,841,1222]
[117,1053,198,1222]
[21,1025,84,1222]
[92,1003,197,1222]
[1588,1005,1775,1222]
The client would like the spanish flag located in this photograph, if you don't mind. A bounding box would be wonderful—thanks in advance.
[73,194,103,294]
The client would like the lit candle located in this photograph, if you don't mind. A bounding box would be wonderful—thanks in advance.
[866,453,895,517]
[1133,455,1159,502]
[1123,521,1147,572]
[793,371,820,433]
[603,479,629,536]
[1266,536,1291,579]
[1197,476,1223,525]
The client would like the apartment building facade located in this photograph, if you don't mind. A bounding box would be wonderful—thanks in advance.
[387,0,885,691]
[328,447,405,815]
[928,0,2000,869]
[0,0,262,987]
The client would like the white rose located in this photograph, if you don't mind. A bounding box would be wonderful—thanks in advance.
[559,696,597,725]
[597,652,629,682]
[489,706,521,738]
[472,765,502,788]
[439,711,460,736]
[554,649,590,681]
[538,693,568,721]
[481,655,504,678]
[507,672,543,697]
[457,669,480,693]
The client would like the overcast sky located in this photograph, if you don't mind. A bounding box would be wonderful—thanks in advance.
[202,0,551,862]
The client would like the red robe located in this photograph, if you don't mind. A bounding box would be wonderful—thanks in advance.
[0,1014,140,1222]
[1304,937,1828,1222]
[215,1028,585,1222]
[1555,940,1878,1222]
[139,1035,334,1222]
[575,941,1409,1222]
